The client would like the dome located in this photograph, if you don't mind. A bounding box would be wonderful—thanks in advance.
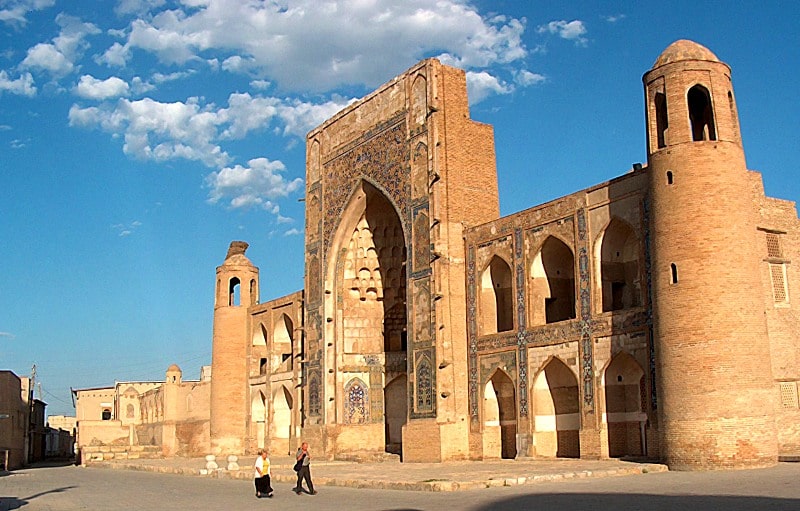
[224,240,255,266]
[167,364,182,373]
[653,40,720,68]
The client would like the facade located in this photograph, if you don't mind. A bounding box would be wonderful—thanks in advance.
[28,399,47,463]
[73,365,211,461]
[0,372,56,467]
[46,415,77,458]
[210,40,798,470]
[0,371,31,470]
[76,40,798,470]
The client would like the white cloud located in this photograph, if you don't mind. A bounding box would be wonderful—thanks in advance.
[20,14,100,78]
[97,42,130,67]
[283,228,301,236]
[250,79,271,90]
[205,157,303,210]
[151,70,193,83]
[121,70,193,95]
[0,331,15,339]
[75,75,130,99]
[68,89,346,171]
[21,43,74,76]
[466,71,512,104]
[603,14,626,23]
[112,220,142,237]
[276,96,356,137]
[130,76,155,94]
[115,0,166,16]
[104,0,528,92]
[217,93,281,139]
[0,70,36,96]
[0,0,54,26]
[515,69,546,87]
[69,97,230,167]
[537,19,588,46]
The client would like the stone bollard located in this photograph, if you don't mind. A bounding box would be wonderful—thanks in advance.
[205,454,218,471]
[226,454,239,471]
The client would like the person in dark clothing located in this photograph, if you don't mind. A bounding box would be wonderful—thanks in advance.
[293,442,317,495]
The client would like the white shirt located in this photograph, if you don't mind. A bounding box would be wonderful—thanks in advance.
[254,456,270,478]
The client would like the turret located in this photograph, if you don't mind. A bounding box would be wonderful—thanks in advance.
[210,241,259,454]
[644,40,777,469]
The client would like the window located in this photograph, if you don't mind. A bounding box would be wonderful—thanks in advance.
[666,171,674,185]
[670,263,678,284]
[770,263,789,304]
[229,277,241,306]
[101,409,111,421]
[766,233,782,258]
[688,85,716,141]
[655,92,668,148]
[728,91,740,142]
[780,382,799,409]
[765,232,789,304]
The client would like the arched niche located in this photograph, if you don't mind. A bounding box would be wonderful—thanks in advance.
[530,236,576,326]
[598,219,641,312]
[532,358,580,458]
[479,255,514,335]
[604,352,646,458]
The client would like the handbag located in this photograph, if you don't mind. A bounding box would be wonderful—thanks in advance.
[293,456,304,472]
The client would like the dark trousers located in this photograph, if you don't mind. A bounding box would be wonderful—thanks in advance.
[255,475,272,494]
[295,465,314,492]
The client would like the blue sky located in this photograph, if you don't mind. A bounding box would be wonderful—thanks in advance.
[1,0,798,417]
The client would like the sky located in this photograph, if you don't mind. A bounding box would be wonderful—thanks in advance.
[1,0,798,417]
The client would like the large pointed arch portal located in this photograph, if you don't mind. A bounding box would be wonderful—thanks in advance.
[326,179,408,454]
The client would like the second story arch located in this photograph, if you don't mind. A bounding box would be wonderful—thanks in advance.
[529,236,576,326]
[273,313,294,372]
[597,218,642,313]
[479,255,514,335]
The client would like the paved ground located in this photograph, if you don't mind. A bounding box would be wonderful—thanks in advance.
[2,461,799,510]
[82,454,669,491]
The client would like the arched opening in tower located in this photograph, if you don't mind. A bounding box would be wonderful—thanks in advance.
[688,84,716,141]
[655,91,668,148]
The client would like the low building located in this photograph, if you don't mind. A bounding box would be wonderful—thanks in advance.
[73,365,210,462]
[0,371,38,470]
[46,415,76,458]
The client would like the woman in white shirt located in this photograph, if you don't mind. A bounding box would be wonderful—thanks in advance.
[254,448,273,498]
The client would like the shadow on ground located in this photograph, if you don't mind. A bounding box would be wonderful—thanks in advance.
[474,493,799,511]
[0,485,76,510]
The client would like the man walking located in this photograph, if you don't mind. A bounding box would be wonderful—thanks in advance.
[293,442,317,495]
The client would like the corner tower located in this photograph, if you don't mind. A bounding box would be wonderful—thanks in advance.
[644,40,777,469]
[210,241,259,454]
